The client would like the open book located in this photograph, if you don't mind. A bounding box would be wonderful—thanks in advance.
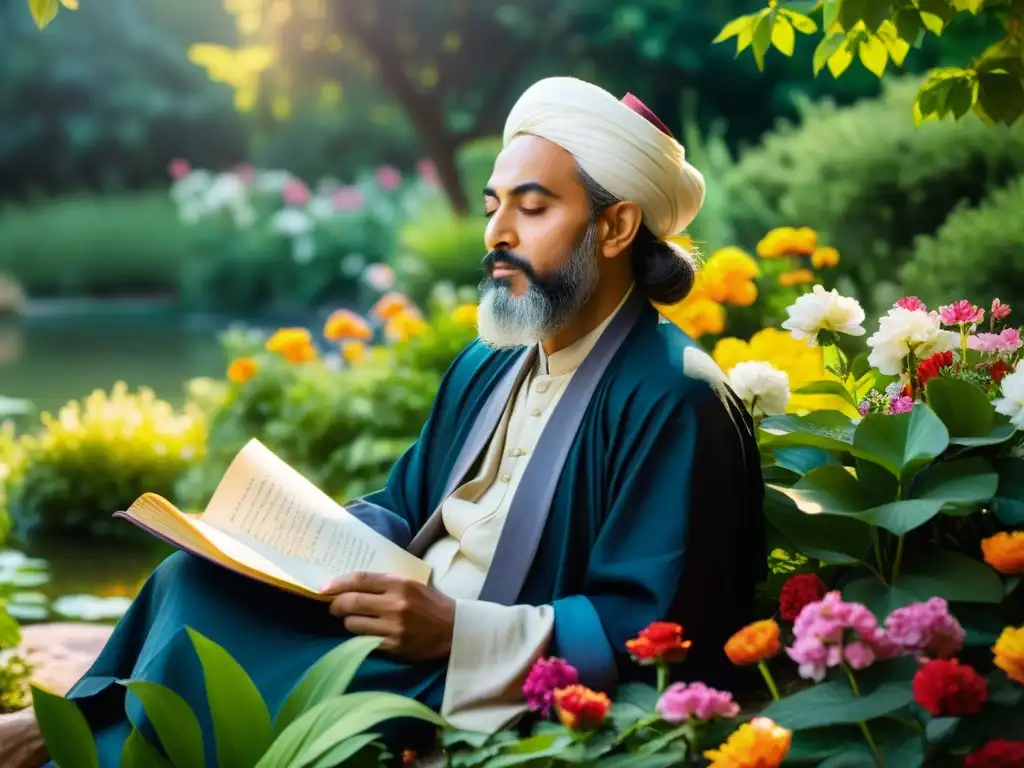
[115,438,430,600]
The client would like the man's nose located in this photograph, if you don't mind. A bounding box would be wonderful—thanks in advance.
[484,209,519,253]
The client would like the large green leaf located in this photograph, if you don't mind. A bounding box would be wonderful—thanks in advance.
[913,457,999,509]
[990,458,1024,525]
[764,486,872,564]
[897,551,1004,604]
[842,578,917,619]
[30,686,99,768]
[759,410,855,452]
[774,465,872,513]
[773,446,840,476]
[274,636,383,736]
[760,680,914,730]
[28,0,59,30]
[120,681,204,768]
[794,380,857,407]
[858,499,946,535]
[854,457,899,506]
[187,628,272,768]
[121,729,174,768]
[852,407,949,481]
[302,733,382,768]
[925,378,994,438]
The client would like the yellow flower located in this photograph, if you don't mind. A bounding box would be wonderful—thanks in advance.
[778,269,816,287]
[60,0,78,8]
[226,357,258,384]
[323,309,372,342]
[981,531,1024,575]
[658,296,726,339]
[265,328,318,364]
[811,246,840,269]
[386,310,429,343]
[668,233,695,252]
[341,340,367,363]
[757,226,818,258]
[451,303,478,327]
[698,247,761,307]
[993,625,1024,685]
[704,717,791,768]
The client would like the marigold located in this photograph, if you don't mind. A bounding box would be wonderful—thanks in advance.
[265,328,318,363]
[627,621,692,664]
[981,531,1024,575]
[992,625,1024,685]
[341,340,367,364]
[386,310,429,343]
[451,303,478,327]
[704,717,791,768]
[912,658,988,716]
[725,619,782,666]
[697,247,761,307]
[371,291,412,321]
[756,226,817,258]
[226,357,258,384]
[323,308,372,342]
[657,296,726,339]
[811,246,840,269]
[778,269,815,287]
[552,684,611,730]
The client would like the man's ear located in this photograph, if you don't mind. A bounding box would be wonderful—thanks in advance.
[598,201,644,259]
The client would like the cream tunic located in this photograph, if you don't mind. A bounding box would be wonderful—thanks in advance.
[420,289,633,733]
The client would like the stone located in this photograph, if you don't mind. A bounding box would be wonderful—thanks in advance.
[16,623,112,696]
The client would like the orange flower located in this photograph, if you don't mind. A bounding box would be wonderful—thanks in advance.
[226,357,257,383]
[993,625,1024,685]
[552,685,611,730]
[401,749,417,767]
[386,310,429,343]
[451,303,478,327]
[811,246,840,269]
[725,619,782,666]
[626,621,692,664]
[371,291,412,321]
[704,717,791,768]
[323,309,372,342]
[778,269,815,287]
[656,296,726,339]
[265,328,318,363]
[981,531,1024,575]
[756,226,818,258]
[341,340,367,363]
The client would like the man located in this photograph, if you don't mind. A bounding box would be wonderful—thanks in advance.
[1,76,765,766]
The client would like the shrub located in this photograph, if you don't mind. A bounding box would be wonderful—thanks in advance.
[5,384,206,538]
[900,175,1024,310]
[723,77,1024,311]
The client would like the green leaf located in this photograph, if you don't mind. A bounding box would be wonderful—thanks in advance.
[858,33,888,76]
[819,750,877,767]
[977,72,1024,125]
[781,8,818,33]
[28,0,59,29]
[302,733,383,768]
[274,636,383,736]
[120,681,205,768]
[913,457,998,508]
[760,410,855,451]
[713,14,754,43]
[945,78,976,118]
[814,32,848,75]
[843,578,918,619]
[838,0,868,29]
[916,0,957,29]
[187,628,272,768]
[855,457,899,506]
[773,465,872,514]
[771,15,796,55]
[822,0,841,30]
[991,458,1024,525]
[774,447,840,475]
[851,407,949,481]
[892,7,923,41]
[30,686,99,768]
[794,380,857,406]
[752,11,775,69]
[861,0,895,29]
[121,729,174,768]
[925,378,994,438]
[858,499,945,535]
[953,0,985,12]
[897,550,1004,604]
[764,486,872,564]
[760,680,914,730]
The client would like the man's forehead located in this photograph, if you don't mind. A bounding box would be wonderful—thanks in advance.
[486,134,578,192]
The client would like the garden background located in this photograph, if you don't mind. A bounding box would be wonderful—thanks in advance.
[2,0,1024,763]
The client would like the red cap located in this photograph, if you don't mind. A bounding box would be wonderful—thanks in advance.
[620,93,674,138]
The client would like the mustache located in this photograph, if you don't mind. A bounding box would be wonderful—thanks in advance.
[481,250,539,282]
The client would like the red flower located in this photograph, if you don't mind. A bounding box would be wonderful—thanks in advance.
[626,622,692,664]
[983,359,1011,384]
[964,739,1024,768]
[778,573,829,621]
[553,685,611,730]
[917,351,954,387]
[912,658,988,716]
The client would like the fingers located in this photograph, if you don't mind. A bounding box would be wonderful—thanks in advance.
[328,591,390,618]
[343,615,398,650]
[321,571,398,595]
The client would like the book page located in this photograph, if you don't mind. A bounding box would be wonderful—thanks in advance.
[200,439,430,588]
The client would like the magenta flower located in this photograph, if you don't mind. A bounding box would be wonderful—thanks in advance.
[939,300,985,327]
[416,158,439,186]
[522,657,578,716]
[884,598,965,659]
[282,180,311,206]
[857,400,871,417]
[332,186,366,211]
[992,298,1012,322]
[786,591,900,682]
[968,328,1023,354]
[896,296,927,312]
[889,395,914,414]
[168,158,191,180]
[656,682,740,723]
[375,164,402,191]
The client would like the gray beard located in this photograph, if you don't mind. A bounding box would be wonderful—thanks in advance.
[476,221,601,349]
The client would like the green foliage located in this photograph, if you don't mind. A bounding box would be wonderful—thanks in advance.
[900,173,1024,307]
[716,0,1024,126]
[723,76,1024,311]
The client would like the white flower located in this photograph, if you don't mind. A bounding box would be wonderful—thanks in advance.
[866,307,960,376]
[728,361,790,417]
[994,365,1024,430]
[781,285,866,346]
[271,209,313,237]
[203,173,247,212]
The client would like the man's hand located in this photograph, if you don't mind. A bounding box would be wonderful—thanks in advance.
[323,573,456,662]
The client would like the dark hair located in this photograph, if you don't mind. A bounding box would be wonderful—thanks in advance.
[576,165,697,305]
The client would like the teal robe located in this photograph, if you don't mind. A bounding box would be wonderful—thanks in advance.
[61,294,765,765]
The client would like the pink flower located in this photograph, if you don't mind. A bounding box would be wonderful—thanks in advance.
[968,328,1023,354]
[857,400,871,417]
[889,395,914,414]
[375,164,402,190]
[1001,327,1023,351]
[939,300,985,327]
[884,598,965,659]
[656,682,740,723]
[168,158,191,179]
[896,296,927,312]
[332,186,366,211]
[363,263,396,291]
[416,158,439,186]
[282,180,311,206]
[786,591,900,682]
[523,657,579,716]
[233,163,255,184]
[992,298,1012,322]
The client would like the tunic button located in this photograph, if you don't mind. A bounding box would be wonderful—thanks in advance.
[511,448,527,457]
[500,474,512,483]
[535,382,549,393]
[530,408,542,417]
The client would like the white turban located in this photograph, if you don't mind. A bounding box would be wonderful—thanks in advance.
[502,76,706,240]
